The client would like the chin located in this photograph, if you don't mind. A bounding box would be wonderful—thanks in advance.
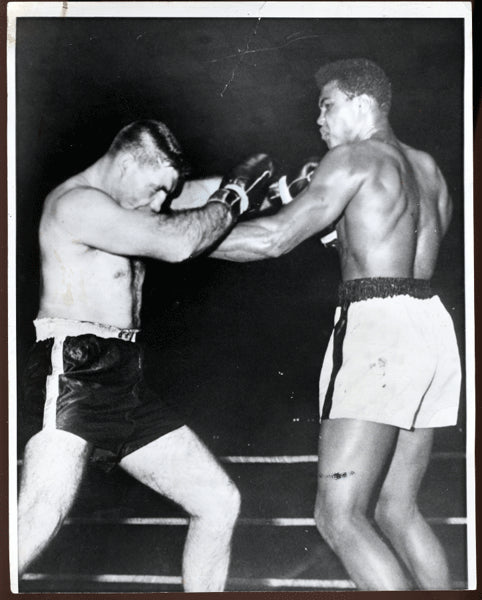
[328,139,343,149]
[321,135,336,150]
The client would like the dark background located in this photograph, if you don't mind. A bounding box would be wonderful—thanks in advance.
[16,17,466,455]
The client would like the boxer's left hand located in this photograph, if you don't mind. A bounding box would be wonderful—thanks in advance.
[268,158,320,206]
[208,153,275,218]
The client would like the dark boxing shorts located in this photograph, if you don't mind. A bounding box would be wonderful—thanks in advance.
[22,318,185,469]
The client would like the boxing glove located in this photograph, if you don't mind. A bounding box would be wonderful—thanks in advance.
[207,153,275,218]
[268,159,319,206]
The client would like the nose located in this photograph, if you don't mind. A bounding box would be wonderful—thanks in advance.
[150,192,166,213]
[317,109,325,127]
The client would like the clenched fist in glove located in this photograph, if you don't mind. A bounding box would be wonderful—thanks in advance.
[207,154,275,218]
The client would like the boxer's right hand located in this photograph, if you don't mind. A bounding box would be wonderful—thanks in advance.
[207,154,275,218]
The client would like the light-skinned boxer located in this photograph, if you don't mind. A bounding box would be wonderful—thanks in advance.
[19,119,274,592]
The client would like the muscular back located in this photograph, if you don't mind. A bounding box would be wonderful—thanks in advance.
[337,139,452,281]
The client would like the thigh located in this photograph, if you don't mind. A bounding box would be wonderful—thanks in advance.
[119,425,233,514]
[19,429,91,508]
[379,427,434,504]
[317,419,399,511]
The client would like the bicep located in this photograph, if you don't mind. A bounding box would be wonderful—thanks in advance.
[214,148,361,261]
[272,160,360,253]
[213,180,351,261]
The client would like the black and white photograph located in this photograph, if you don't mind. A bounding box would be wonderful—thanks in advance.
[8,1,475,593]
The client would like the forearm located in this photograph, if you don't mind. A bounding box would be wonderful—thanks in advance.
[165,155,276,261]
[211,202,325,262]
[211,218,282,262]
[156,202,234,262]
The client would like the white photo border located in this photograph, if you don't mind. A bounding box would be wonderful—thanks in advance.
[7,1,474,592]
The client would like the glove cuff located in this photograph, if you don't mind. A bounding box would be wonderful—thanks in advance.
[223,183,249,213]
[207,188,245,218]
[278,176,294,205]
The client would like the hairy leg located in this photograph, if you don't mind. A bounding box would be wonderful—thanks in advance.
[374,427,451,589]
[18,429,91,576]
[314,418,410,590]
[120,425,240,592]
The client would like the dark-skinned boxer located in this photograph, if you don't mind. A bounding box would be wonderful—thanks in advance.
[211,58,460,590]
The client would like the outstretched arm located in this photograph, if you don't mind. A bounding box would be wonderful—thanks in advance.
[50,155,273,263]
[212,145,365,262]
[53,188,234,262]
[210,216,283,262]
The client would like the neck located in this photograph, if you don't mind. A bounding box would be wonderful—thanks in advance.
[368,126,399,146]
[356,114,396,145]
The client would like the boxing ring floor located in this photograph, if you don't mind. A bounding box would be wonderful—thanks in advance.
[18,243,469,592]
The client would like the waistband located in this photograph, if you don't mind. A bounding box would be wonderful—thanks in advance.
[34,318,139,342]
[338,277,434,306]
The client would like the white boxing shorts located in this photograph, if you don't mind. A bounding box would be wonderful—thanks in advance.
[319,278,461,430]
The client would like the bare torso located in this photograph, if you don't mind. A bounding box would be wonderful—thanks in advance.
[334,138,451,281]
[37,177,146,329]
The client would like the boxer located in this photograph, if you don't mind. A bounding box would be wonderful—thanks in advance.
[212,58,460,590]
[18,119,274,592]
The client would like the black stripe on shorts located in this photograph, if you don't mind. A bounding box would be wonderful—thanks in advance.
[321,304,349,420]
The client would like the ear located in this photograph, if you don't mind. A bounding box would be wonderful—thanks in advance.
[156,156,170,169]
[119,153,134,175]
[357,94,375,114]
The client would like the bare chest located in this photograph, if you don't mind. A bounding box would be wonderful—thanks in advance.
[48,247,146,301]
[91,252,145,290]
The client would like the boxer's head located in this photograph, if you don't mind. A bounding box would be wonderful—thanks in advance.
[108,120,189,211]
[315,58,392,115]
[108,120,189,174]
[315,59,391,148]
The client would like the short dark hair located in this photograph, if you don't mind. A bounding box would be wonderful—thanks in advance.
[108,120,190,177]
[315,58,392,114]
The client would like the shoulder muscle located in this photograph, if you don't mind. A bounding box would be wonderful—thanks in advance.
[50,186,164,257]
[308,144,368,205]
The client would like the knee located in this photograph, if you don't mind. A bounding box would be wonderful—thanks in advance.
[199,478,241,527]
[374,494,414,536]
[220,479,241,524]
[314,501,330,540]
[314,497,359,550]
